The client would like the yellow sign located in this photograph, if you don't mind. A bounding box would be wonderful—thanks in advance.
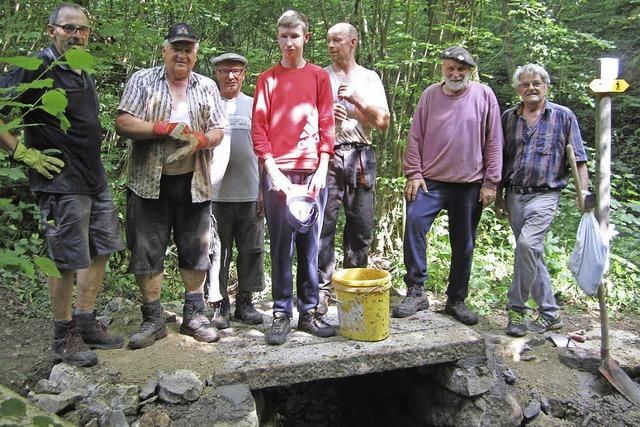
[589,79,629,93]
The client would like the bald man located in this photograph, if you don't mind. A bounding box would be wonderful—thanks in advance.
[317,23,390,314]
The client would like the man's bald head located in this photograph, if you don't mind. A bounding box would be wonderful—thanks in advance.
[328,22,358,44]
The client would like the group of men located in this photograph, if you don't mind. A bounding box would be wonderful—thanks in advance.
[0,3,588,366]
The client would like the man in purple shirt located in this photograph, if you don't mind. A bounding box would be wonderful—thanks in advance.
[394,46,503,325]
[496,64,588,337]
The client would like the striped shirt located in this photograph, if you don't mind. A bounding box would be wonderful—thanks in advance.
[118,66,227,202]
[501,100,587,189]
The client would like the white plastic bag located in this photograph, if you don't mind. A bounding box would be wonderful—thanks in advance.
[568,212,609,296]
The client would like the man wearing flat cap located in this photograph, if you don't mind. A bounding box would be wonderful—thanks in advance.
[393,45,503,325]
[116,23,227,348]
[207,52,265,329]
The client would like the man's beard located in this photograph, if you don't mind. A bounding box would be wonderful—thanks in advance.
[444,75,469,92]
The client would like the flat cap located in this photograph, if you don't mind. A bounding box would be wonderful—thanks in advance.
[441,46,476,67]
[210,52,248,66]
[165,23,198,43]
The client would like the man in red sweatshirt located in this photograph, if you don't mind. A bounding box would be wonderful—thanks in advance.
[252,10,336,345]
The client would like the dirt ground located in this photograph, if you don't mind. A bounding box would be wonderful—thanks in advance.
[2,285,640,425]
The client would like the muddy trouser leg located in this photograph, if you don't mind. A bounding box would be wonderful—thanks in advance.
[235,201,265,294]
[317,155,344,292]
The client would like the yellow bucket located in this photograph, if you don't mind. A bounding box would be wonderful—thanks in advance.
[332,268,391,342]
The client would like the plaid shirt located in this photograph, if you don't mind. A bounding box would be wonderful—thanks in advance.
[501,100,587,189]
[118,66,227,202]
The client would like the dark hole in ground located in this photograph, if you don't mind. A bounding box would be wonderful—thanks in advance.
[254,367,425,427]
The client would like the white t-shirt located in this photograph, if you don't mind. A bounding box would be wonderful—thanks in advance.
[325,64,389,145]
[213,93,259,202]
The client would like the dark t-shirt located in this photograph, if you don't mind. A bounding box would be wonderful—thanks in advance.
[0,45,106,194]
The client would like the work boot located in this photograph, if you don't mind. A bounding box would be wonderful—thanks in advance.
[298,308,336,338]
[234,292,264,325]
[265,312,291,346]
[73,310,124,349]
[129,301,168,349]
[506,309,528,337]
[50,321,98,367]
[211,298,230,330]
[392,286,430,318]
[528,315,564,333]
[316,289,331,316]
[180,299,220,343]
[444,299,479,325]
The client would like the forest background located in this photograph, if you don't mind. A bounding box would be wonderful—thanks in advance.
[0,0,638,318]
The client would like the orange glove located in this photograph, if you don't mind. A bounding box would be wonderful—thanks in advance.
[165,131,209,164]
[152,121,190,139]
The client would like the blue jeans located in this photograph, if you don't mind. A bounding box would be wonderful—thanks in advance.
[403,179,482,301]
[263,170,327,317]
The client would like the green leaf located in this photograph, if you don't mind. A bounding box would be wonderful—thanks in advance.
[0,118,22,133]
[0,252,35,278]
[16,78,55,92]
[63,48,95,73]
[0,397,27,417]
[0,56,42,70]
[39,89,68,117]
[34,256,61,278]
[0,167,27,181]
[57,113,71,133]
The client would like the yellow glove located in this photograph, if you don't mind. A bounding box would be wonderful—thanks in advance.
[12,143,65,179]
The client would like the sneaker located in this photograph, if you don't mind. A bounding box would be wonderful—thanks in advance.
[298,308,336,338]
[181,300,220,343]
[444,299,479,325]
[265,312,291,345]
[74,311,124,350]
[211,299,230,330]
[528,315,564,333]
[317,289,331,316]
[129,302,168,349]
[392,286,429,318]
[50,327,98,367]
[506,309,528,337]
[234,293,264,325]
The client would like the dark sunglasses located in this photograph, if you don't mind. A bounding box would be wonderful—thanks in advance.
[53,23,91,35]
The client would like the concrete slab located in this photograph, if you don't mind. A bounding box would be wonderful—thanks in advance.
[98,304,485,390]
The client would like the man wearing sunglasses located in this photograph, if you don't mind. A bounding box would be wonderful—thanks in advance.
[0,2,125,367]
[207,53,265,329]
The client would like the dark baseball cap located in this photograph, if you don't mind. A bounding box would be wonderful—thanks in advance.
[165,23,198,43]
[211,52,248,66]
[441,46,476,67]
[286,192,319,234]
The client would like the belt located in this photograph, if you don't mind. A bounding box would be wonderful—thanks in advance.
[509,185,557,194]
[335,142,369,150]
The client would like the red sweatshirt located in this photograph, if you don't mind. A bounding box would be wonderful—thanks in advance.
[252,63,335,170]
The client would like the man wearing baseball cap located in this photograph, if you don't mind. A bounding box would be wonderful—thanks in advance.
[207,52,266,329]
[394,46,503,325]
[116,23,227,348]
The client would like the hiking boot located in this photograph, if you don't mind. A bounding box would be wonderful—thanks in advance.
[392,286,429,318]
[211,298,230,330]
[317,289,331,316]
[74,311,124,349]
[506,309,528,337]
[298,308,336,338]
[234,292,263,325]
[50,325,98,367]
[444,299,479,325]
[129,301,168,349]
[265,312,291,345]
[181,299,220,343]
[528,315,564,333]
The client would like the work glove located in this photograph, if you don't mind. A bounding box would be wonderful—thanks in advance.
[165,131,209,164]
[12,143,65,179]
[152,121,191,139]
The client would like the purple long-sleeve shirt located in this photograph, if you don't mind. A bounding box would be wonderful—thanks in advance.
[403,81,503,190]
